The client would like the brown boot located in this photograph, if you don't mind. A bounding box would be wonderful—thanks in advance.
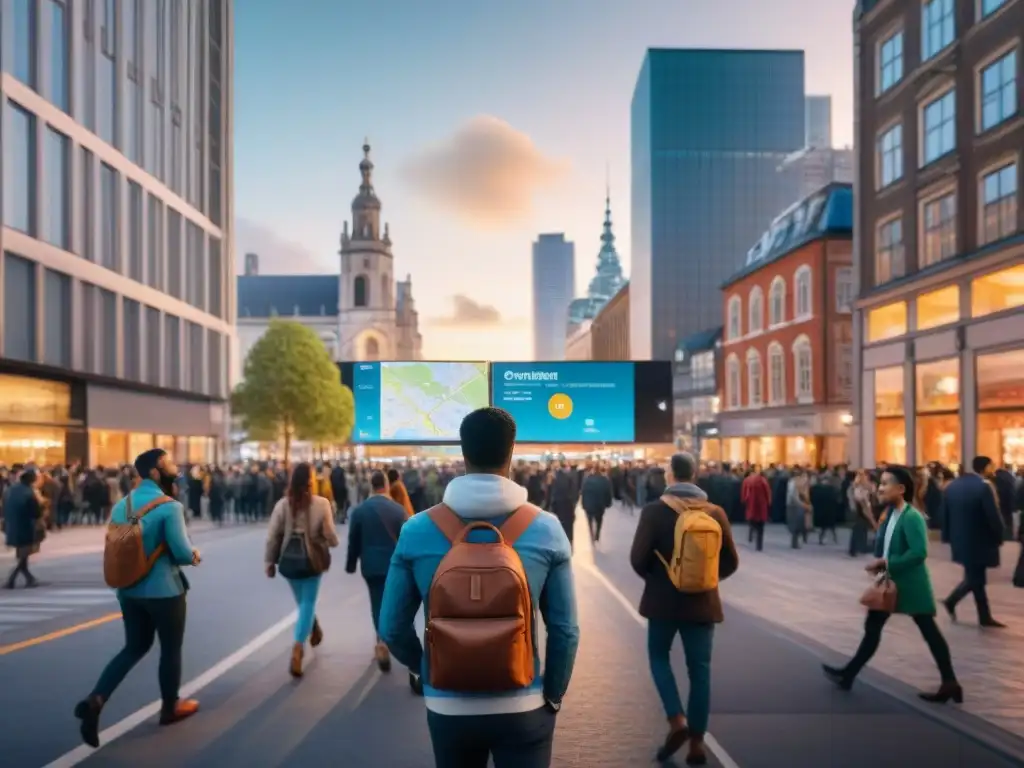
[655,714,689,762]
[374,641,391,673]
[159,698,200,726]
[290,642,304,678]
[310,618,323,648]
[686,734,708,765]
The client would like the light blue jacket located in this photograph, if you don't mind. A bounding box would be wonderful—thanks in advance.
[379,473,580,716]
[111,479,196,600]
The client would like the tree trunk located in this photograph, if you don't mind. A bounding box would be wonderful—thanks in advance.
[282,421,292,469]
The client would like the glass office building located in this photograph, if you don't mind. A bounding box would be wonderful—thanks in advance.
[630,49,806,360]
[0,0,234,466]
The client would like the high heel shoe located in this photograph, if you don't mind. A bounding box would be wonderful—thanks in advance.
[918,681,963,704]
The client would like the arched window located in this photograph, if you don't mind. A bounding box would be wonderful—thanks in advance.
[726,354,741,410]
[748,286,764,334]
[364,336,380,360]
[746,348,763,407]
[768,342,786,405]
[794,265,812,319]
[381,274,390,308]
[354,274,368,307]
[793,334,813,402]
[727,295,742,340]
[769,277,786,326]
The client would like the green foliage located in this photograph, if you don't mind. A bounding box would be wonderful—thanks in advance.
[231,319,354,460]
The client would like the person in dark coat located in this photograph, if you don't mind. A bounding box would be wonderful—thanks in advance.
[329,462,349,523]
[207,468,227,525]
[581,465,613,543]
[4,469,42,588]
[993,466,1017,541]
[547,465,578,549]
[941,456,1006,628]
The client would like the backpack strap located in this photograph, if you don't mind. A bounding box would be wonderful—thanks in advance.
[427,504,466,543]
[127,494,175,567]
[499,504,541,546]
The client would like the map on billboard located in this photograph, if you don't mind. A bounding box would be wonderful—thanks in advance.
[379,362,489,440]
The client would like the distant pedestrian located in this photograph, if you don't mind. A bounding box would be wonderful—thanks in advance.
[3,469,43,589]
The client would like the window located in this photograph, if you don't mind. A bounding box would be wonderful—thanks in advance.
[43,269,71,368]
[43,128,70,250]
[980,50,1018,132]
[187,223,204,310]
[209,238,223,319]
[981,162,1018,244]
[727,295,742,339]
[208,331,223,397]
[46,0,69,112]
[867,302,908,342]
[98,0,117,146]
[794,266,812,319]
[878,30,903,94]
[835,267,854,312]
[793,336,813,402]
[981,0,1007,17]
[167,209,182,299]
[746,350,763,408]
[972,264,1024,317]
[921,0,954,61]
[875,217,905,285]
[123,299,141,381]
[189,323,204,393]
[726,355,741,410]
[146,307,161,385]
[100,163,119,271]
[147,196,163,289]
[128,183,143,281]
[124,0,141,163]
[920,190,957,267]
[875,366,907,464]
[165,316,181,388]
[354,275,368,308]
[4,102,36,235]
[769,277,786,326]
[81,283,97,373]
[3,253,37,362]
[768,343,786,405]
[916,358,960,413]
[917,285,960,331]
[80,0,96,130]
[100,289,116,376]
[11,0,37,87]
[748,287,764,334]
[837,341,853,393]
[921,90,956,166]
[81,148,95,261]
[878,124,903,187]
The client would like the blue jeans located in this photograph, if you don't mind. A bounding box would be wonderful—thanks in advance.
[647,620,714,734]
[286,575,322,644]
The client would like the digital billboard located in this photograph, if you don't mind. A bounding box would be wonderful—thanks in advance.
[339,361,489,443]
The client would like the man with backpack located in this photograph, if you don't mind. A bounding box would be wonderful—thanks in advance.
[74,449,202,749]
[629,452,739,766]
[379,407,580,767]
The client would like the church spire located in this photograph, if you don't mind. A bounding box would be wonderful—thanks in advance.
[586,181,625,302]
[350,139,382,242]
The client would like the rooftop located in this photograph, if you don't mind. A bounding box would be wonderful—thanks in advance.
[237,275,339,319]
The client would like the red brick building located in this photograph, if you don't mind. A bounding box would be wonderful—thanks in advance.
[714,183,854,466]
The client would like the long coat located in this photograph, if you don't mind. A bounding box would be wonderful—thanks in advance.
[875,505,936,616]
[3,483,41,549]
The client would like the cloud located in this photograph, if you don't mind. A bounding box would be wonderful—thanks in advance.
[428,294,506,327]
[234,218,330,275]
[401,116,569,229]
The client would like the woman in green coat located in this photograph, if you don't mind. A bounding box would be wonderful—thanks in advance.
[822,465,962,704]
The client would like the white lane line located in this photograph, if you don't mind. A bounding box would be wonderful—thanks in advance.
[0,596,113,606]
[572,514,741,768]
[42,610,299,768]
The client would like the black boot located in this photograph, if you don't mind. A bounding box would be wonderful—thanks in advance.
[74,695,104,748]
[822,663,853,691]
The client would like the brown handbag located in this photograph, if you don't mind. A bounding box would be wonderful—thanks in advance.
[860,573,897,612]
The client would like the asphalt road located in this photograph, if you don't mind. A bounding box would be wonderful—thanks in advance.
[1,511,1022,768]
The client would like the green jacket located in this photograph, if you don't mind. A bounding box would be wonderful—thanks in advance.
[875,504,936,616]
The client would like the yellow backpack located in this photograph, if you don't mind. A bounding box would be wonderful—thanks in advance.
[656,495,722,593]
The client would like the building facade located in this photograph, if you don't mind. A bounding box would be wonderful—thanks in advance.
[630,48,806,360]
[852,0,1024,469]
[590,282,630,361]
[236,143,422,378]
[1,0,234,467]
[566,189,626,337]
[564,321,593,360]
[672,327,722,457]
[780,146,855,200]
[806,95,834,147]
[717,184,855,466]
[532,233,574,361]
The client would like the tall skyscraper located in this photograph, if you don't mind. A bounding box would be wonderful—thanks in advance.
[630,48,805,360]
[0,0,234,466]
[806,95,833,147]
[532,234,575,361]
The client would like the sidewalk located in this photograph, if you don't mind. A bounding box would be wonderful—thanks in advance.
[0,519,220,562]
[595,508,1024,743]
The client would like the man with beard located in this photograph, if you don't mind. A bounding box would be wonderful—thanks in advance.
[74,449,202,749]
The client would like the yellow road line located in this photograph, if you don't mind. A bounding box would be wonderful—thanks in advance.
[0,611,122,656]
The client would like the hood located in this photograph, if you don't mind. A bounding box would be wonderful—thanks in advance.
[664,482,708,501]
[442,474,528,519]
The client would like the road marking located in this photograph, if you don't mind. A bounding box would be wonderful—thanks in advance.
[572,513,742,768]
[42,610,299,768]
[0,612,123,656]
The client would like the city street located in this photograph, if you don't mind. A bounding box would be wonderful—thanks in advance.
[0,512,1021,767]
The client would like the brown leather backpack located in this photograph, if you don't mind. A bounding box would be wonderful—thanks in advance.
[425,503,539,692]
[103,495,173,589]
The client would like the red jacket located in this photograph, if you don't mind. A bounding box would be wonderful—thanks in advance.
[741,473,772,523]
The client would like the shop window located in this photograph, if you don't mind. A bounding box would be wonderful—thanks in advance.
[128,433,153,461]
[0,426,65,466]
[875,366,904,416]
[188,436,210,464]
[875,418,907,464]
[977,349,1024,409]
[784,436,815,465]
[916,358,960,412]
[916,285,960,331]
[867,302,907,342]
[917,413,960,465]
[915,357,960,465]
[972,264,1024,318]
[977,412,1024,467]
[156,434,176,456]
[0,374,72,423]
[700,439,722,464]
[89,429,128,467]
[723,438,745,464]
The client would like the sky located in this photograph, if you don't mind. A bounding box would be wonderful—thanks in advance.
[233,0,856,361]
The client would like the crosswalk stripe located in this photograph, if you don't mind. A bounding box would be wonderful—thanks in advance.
[0,606,68,614]
[0,596,113,606]
[0,614,53,624]
[38,589,113,597]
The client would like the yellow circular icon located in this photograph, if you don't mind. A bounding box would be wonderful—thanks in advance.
[548,393,573,420]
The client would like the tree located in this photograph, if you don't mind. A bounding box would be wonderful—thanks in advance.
[231,319,354,464]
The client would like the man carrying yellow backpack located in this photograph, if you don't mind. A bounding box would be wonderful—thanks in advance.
[629,453,739,766]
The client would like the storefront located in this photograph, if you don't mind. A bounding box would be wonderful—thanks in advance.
[0,372,87,465]
[716,409,850,466]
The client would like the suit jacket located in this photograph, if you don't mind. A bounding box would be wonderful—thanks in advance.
[346,494,408,580]
[875,504,935,616]
[941,474,1003,568]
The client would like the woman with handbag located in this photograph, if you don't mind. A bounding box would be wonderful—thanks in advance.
[822,464,961,703]
[264,462,339,678]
